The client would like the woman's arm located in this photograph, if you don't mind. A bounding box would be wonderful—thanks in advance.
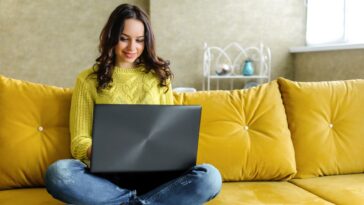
[69,76,94,161]
[164,78,174,105]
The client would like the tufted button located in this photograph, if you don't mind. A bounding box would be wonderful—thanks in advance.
[329,123,333,128]
[244,125,249,131]
[38,126,44,132]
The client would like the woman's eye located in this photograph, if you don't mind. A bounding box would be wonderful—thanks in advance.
[120,37,128,41]
[137,39,144,43]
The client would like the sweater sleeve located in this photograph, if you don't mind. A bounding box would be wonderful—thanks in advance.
[164,78,174,105]
[69,77,93,161]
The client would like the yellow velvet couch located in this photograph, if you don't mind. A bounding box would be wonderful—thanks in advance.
[1,74,364,205]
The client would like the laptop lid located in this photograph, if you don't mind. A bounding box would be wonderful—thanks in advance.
[90,104,202,173]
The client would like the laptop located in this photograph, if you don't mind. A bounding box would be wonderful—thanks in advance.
[90,104,202,174]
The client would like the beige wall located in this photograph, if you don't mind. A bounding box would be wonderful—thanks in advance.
[0,0,306,89]
[150,0,306,89]
[293,49,364,81]
[0,0,148,87]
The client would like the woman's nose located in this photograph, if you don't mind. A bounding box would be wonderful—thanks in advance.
[127,40,136,50]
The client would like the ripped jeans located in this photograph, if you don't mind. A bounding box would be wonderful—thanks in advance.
[45,159,222,205]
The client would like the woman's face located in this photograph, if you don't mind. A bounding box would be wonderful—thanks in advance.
[114,18,145,68]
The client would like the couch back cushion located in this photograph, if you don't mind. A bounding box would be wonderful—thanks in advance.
[174,80,296,181]
[278,77,364,178]
[0,75,72,189]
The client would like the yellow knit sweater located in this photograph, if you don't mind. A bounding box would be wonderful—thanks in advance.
[69,66,173,161]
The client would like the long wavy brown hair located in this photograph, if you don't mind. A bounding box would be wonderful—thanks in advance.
[92,4,172,92]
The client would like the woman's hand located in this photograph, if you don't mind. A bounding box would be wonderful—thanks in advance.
[87,146,92,159]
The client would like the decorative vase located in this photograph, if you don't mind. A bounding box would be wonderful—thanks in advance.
[242,59,254,76]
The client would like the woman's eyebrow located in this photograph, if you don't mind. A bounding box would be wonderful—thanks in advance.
[121,33,145,38]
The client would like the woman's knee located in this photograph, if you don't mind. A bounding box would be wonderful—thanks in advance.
[193,164,222,198]
[45,159,85,193]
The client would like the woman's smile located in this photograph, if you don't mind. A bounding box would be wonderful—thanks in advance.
[123,51,137,59]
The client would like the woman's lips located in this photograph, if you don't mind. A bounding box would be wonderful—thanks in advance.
[124,52,136,59]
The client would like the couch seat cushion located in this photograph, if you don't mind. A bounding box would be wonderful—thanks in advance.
[206,181,333,205]
[0,75,72,189]
[0,188,62,205]
[174,80,296,181]
[278,78,364,178]
[290,174,364,205]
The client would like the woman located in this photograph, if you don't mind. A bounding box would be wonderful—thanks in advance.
[45,3,222,205]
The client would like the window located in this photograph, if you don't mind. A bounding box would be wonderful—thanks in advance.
[306,0,364,45]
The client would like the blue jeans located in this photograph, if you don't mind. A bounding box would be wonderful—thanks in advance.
[45,159,222,205]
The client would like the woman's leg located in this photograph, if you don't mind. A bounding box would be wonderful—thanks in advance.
[140,164,222,205]
[45,159,139,205]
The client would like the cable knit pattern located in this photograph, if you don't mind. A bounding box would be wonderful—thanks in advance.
[69,66,173,161]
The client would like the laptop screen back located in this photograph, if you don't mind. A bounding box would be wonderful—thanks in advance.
[90,104,201,173]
